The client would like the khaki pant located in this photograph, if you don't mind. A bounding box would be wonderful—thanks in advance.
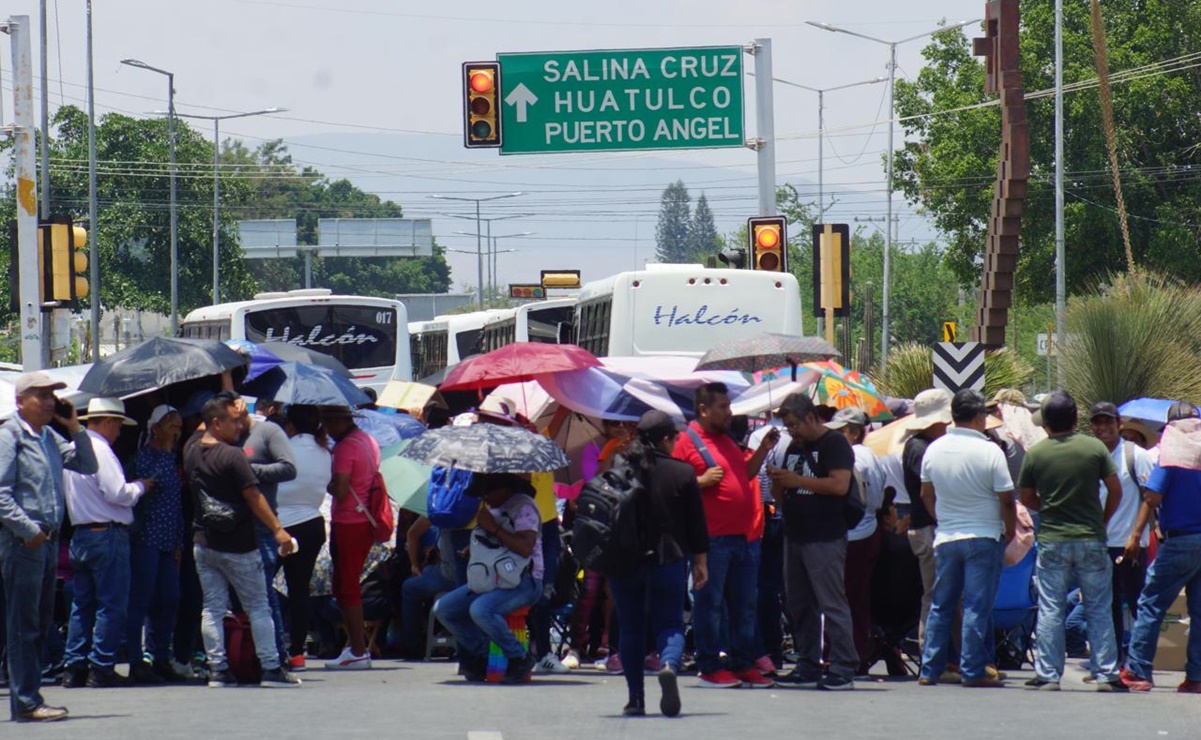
[908,525,937,649]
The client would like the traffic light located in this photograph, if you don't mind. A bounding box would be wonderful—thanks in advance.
[748,216,787,272]
[811,223,851,318]
[463,62,502,148]
[39,216,88,307]
[509,284,545,300]
[717,246,747,269]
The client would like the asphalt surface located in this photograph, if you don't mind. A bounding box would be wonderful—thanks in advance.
[4,659,1198,739]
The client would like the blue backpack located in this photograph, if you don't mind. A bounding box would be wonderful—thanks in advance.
[427,467,480,528]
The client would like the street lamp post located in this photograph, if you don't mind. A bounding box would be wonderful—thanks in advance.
[768,75,886,216]
[454,230,534,303]
[174,107,285,304]
[121,59,178,333]
[431,193,524,309]
[808,19,979,366]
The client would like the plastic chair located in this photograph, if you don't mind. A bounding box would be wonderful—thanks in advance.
[992,547,1038,669]
[424,592,455,661]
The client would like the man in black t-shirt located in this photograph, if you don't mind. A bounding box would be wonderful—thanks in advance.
[902,389,952,652]
[767,393,858,690]
[184,394,299,688]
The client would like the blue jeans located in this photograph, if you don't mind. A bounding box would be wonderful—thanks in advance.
[257,531,288,665]
[432,573,541,659]
[1034,539,1119,682]
[64,526,131,671]
[125,539,180,665]
[194,544,281,672]
[1125,533,1201,681]
[401,565,456,652]
[693,535,758,674]
[920,537,1004,682]
[0,529,56,717]
[609,559,688,697]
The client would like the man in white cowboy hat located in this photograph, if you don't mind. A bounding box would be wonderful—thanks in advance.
[0,372,97,722]
[61,398,154,689]
[902,388,953,654]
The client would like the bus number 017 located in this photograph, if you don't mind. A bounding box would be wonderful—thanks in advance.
[375,311,394,325]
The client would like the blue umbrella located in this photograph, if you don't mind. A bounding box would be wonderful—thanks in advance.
[226,339,284,382]
[241,361,371,407]
[1118,398,1174,424]
[354,408,426,449]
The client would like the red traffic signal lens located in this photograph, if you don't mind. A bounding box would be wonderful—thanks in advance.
[469,71,494,94]
[755,225,781,249]
[471,120,493,139]
[470,97,491,116]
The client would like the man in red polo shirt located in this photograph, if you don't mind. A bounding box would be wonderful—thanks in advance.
[673,382,779,688]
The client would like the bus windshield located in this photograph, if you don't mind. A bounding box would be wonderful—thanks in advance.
[243,304,399,371]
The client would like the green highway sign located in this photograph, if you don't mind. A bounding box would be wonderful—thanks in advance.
[497,46,745,155]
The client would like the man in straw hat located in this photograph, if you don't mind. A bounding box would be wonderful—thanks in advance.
[61,398,153,689]
[902,388,953,653]
[0,372,97,722]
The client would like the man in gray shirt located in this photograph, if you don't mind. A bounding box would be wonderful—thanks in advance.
[239,406,296,666]
[0,373,97,722]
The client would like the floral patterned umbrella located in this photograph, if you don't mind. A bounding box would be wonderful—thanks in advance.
[398,423,569,473]
[752,360,891,422]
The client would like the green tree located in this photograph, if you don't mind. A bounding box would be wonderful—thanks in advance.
[0,105,258,316]
[688,193,719,259]
[892,2,1201,302]
[655,180,692,263]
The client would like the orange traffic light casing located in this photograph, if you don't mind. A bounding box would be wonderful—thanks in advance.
[509,284,545,300]
[811,223,851,318]
[463,61,502,148]
[748,216,787,272]
[540,270,581,289]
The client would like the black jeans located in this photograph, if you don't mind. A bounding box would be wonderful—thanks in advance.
[756,515,786,666]
[281,517,326,658]
[1109,546,1146,655]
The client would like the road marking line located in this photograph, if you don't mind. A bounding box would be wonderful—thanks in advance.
[468,732,504,740]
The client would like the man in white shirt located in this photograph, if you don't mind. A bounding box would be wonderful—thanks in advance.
[917,389,1016,688]
[1089,402,1154,660]
[61,398,153,688]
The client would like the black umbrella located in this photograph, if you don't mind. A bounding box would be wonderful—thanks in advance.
[695,333,840,380]
[240,362,371,407]
[79,337,247,398]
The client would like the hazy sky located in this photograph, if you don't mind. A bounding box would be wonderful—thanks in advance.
[6,0,982,293]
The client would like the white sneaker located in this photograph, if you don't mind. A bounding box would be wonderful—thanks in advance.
[561,650,581,670]
[323,646,372,670]
[535,652,570,674]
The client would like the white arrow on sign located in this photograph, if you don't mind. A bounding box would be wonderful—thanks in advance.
[504,83,538,123]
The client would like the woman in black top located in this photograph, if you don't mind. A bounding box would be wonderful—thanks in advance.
[609,410,709,718]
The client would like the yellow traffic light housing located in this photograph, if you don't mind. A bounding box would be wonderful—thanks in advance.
[811,223,851,319]
[463,62,502,148]
[540,270,581,289]
[748,216,787,272]
[38,217,88,307]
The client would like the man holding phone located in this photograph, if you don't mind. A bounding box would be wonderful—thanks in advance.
[0,372,98,722]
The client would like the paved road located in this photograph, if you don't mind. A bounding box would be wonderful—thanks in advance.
[5,660,1199,738]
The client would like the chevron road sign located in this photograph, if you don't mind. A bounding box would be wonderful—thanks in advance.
[932,342,985,393]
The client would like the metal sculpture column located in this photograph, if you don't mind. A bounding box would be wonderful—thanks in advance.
[971,0,1029,347]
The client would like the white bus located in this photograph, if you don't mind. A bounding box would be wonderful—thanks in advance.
[574,265,804,357]
[406,308,514,380]
[480,298,577,352]
[181,289,410,391]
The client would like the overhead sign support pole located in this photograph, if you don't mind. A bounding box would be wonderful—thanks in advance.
[749,38,776,218]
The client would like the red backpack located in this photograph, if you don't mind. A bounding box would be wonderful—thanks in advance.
[223,612,262,683]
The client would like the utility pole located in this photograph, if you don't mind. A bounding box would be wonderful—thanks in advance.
[38,0,48,217]
[4,16,44,369]
[749,38,777,217]
[86,0,99,361]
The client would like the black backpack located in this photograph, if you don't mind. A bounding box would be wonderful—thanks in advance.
[571,461,651,577]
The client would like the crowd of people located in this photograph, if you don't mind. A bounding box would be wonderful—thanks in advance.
[2,365,1201,723]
